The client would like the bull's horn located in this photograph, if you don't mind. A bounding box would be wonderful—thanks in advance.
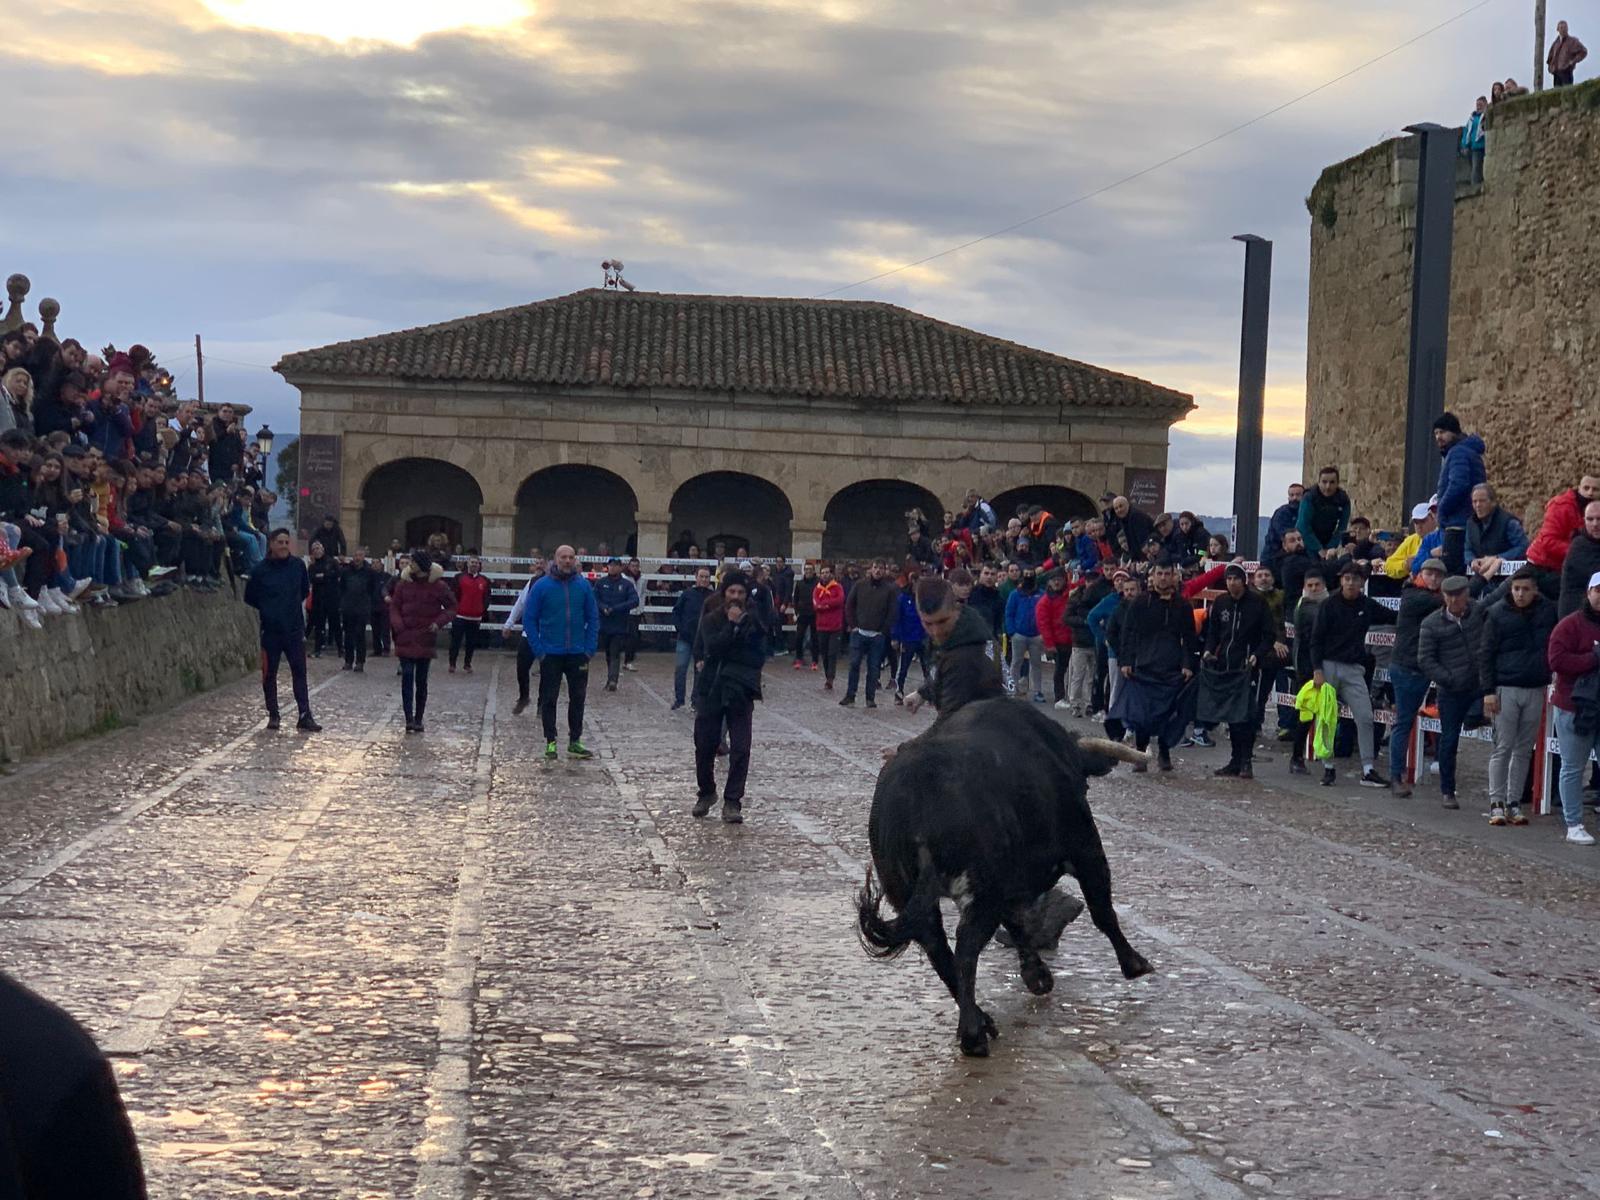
[1078,736,1153,766]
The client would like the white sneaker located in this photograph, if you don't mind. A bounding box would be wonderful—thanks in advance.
[1567,825,1596,846]
[9,586,40,611]
[132,578,151,596]
[48,588,79,614]
[36,588,63,615]
[67,578,93,601]
[20,607,42,630]
[1054,699,1071,710]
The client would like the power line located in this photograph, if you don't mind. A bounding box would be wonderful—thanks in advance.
[814,0,1504,299]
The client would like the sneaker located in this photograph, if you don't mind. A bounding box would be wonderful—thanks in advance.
[692,794,716,818]
[67,579,93,601]
[1289,759,1308,776]
[1565,825,1596,846]
[1275,728,1295,742]
[624,663,637,672]
[1213,761,1241,777]
[1238,762,1254,780]
[839,696,855,707]
[1440,793,1459,810]
[297,715,322,733]
[544,741,558,760]
[567,741,593,760]
[1391,779,1412,798]
[354,663,364,673]
[1177,737,1196,749]
[810,662,819,672]
[1360,769,1388,789]
[1158,749,1173,772]
[604,682,617,693]
[1192,730,1215,748]
[1031,692,1046,704]
[405,720,419,734]
[1488,803,1508,826]
[1509,806,1529,826]
[793,660,804,671]
[148,565,176,578]
[19,608,42,630]
[865,698,878,709]
[670,701,684,711]
[1321,766,1336,787]
[722,801,744,824]
[1131,760,1148,774]
[1090,710,1106,722]
[266,714,281,731]
[463,665,473,674]
[513,698,529,715]
[448,664,456,674]
[824,680,834,691]
[342,662,352,671]
[895,690,905,706]
[1054,699,1071,710]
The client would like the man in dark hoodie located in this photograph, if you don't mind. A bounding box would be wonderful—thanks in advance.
[1479,567,1555,826]
[1200,564,1276,779]
[244,529,321,732]
[1431,412,1487,577]
[1310,562,1396,788]
[1111,559,1201,772]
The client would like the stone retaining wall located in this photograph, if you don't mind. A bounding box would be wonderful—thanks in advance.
[0,588,260,762]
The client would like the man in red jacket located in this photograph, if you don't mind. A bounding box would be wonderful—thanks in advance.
[450,556,492,673]
[1035,570,1073,709]
[812,561,846,690]
[1547,570,1600,845]
[1518,474,1600,603]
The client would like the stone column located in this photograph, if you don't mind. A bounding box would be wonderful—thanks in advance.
[480,508,517,559]
[791,520,826,562]
[635,510,672,558]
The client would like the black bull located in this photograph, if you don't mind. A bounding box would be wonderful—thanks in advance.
[856,698,1153,1057]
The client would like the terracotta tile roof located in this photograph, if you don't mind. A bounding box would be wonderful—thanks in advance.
[274,289,1192,413]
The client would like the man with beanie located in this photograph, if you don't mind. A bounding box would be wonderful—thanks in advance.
[1418,576,1486,810]
[692,570,765,823]
[1431,412,1486,577]
[1310,562,1396,788]
[1200,563,1275,779]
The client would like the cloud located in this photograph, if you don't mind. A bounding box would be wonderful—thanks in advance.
[0,0,1525,514]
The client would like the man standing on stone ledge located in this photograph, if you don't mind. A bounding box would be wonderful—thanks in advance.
[245,529,322,733]
[1549,19,1588,87]
[1432,412,1486,578]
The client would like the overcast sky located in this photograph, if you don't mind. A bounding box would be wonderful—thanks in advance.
[1,0,1566,512]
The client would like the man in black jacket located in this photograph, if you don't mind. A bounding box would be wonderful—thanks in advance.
[1479,568,1555,826]
[1558,500,1600,618]
[789,560,819,669]
[1276,528,1315,602]
[1104,495,1154,562]
[966,563,1004,646]
[337,547,385,671]
[1387,558,1445,796]
[1310,562,1396,788]
[244,530,321,732]
[1200,565,1275,778]
[671,566,713,709]
[1288,569,1330,774]
[692,571,765,823]
[1111,560,1200,772]
[840,558,898,708]
[1418,576,1486,810]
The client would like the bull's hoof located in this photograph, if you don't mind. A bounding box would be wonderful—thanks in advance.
[959,1034,991,1058]
[979,1008,999,1040]
[1022,963,1055,995]
[1121,952,1154,980]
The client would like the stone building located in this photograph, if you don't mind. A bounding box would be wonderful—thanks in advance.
[276,289,1192,559]
[1304,80,1600,530]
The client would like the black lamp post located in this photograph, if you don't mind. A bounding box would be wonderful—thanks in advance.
[255,424,274,457]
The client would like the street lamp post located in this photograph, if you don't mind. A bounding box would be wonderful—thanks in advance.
[254,425,274,506]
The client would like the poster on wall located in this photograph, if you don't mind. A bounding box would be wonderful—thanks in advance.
[1124,467,1167,517]
[298,435,343,545]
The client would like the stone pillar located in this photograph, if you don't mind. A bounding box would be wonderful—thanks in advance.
[791,520,826,562]
[480,508,517,559]
[635,510,671,558]
[2,274,28,333]
[37,297,60,344]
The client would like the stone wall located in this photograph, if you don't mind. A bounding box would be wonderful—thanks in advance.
[1304,79,1600,530]
[0,589,260,762]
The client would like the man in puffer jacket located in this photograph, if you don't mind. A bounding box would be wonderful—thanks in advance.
[1418,576,1486,810]
[1034,570,1073,708]
[1479,568,1556,826]
[593,557,639,692]
[1431,413,1486,576]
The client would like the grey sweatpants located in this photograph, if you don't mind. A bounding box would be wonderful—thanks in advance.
[1011,634,1044,695]
[1320,659,1374,766]
[1487,684,1544,807]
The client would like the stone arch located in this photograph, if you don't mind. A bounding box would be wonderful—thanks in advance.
[821,479,944,562]
[670,471,794,558]
[991,484,1098,526]
[515,465,640,557]
[360,458,486,553]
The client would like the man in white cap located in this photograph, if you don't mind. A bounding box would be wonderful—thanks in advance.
[1385,502,1437,581]
[1418,575,1485,810]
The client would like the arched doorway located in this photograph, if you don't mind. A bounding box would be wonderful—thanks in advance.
[822,479,944,562]
[670,472,794,558]
[515,465,638,557]
[361,458,484,553]
[991,485,1098,526]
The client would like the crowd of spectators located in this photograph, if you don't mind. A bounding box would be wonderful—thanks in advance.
[0,319,278,632]
[1460,17,1586,185]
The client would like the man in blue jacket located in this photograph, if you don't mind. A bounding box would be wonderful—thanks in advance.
[243,529,321,732]
[1432,412,1486,577]
[670,565,713,710]
[526,544,599,760]
[593,556,639,693]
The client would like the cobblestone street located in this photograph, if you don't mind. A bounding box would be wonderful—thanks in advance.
[6,651,1600,1199]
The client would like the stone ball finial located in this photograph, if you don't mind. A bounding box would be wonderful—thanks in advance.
[2,274,28,333]
[38,297,60,343]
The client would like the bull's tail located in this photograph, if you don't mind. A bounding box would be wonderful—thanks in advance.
[1077,735,1154,776]
[856,862,938,960]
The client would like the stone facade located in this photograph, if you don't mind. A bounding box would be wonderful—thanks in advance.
[1304,80,1600,529]
[0,590,259,762]
[278,291,1193,561]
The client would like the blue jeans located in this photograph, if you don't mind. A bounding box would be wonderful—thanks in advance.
[845,631,887,701]
[673,639,696,706]
[1554,708,1597,827]
[1388,664,1429,781]
[1434,687,1476,797]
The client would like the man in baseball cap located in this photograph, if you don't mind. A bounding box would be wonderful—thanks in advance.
[1417,574,1484,810]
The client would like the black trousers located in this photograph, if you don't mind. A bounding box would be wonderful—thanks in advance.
[1228,720,1258,764]
[309,600,341,655]
[343,614,369,666]
[1441,525,1467,576]
[695,699,753,804]
[17,525,52,595]
[517,638,535,702]
[792,613,818,663]
[401,657,432,722]
[600,631,628,685]
[261,632,311,719]
[538,653,590,743]
[1052,651,1069,703]
[1555,69,1575,86]
[448,617,479,668]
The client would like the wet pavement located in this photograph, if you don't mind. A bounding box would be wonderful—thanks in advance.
[5,651,1600,1199]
